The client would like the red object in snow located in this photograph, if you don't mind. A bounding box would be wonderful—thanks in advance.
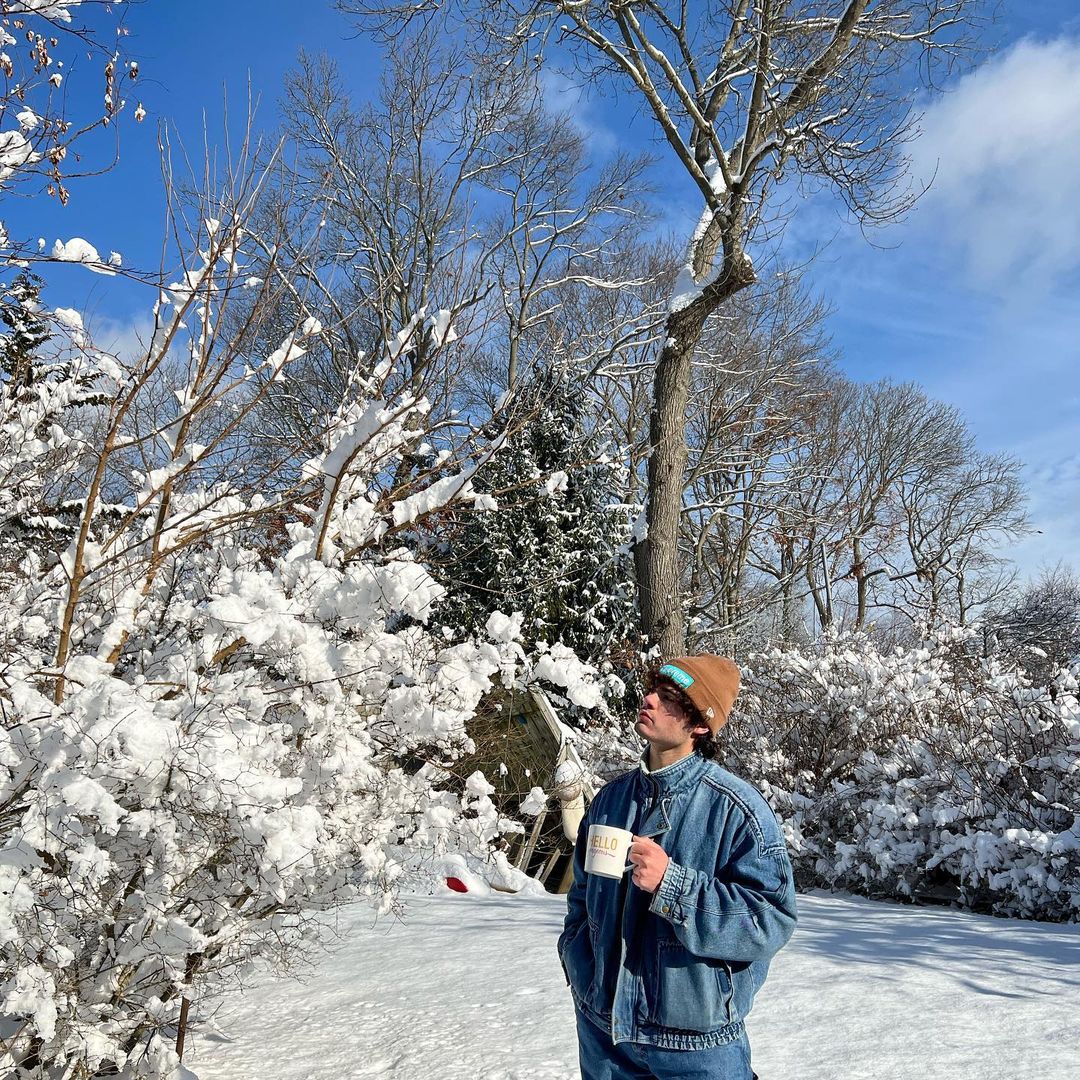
[445,876,468,893]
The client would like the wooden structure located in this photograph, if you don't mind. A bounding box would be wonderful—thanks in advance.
[460,685,595,893]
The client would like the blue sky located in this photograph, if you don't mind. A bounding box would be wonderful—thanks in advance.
[801,4,1080,577]
[10,1,1079,577]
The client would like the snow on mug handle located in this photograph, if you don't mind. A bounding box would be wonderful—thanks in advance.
[584,824,634,879]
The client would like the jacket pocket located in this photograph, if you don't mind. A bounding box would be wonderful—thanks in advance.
[650,938,732,1032]
[559,920,596,1006]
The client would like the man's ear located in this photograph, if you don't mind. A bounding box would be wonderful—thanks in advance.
[691,724,710,738]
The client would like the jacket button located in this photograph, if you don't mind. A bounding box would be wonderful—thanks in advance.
[661,904,670,914]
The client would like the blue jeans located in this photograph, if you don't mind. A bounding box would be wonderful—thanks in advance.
[575,1010,754,1080]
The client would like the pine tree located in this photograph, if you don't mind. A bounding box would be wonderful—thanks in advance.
[0,273,114,558]
[437,370,638,668]
[0,271,111,411]
[0,271,53,390]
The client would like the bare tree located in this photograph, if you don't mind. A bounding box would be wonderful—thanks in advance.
[736,375,1024,641]
[993,563,1080,681]
[265,39,515,437]
[683,270,832,643]
[341,0,988,652]
[476,94,651,392]
[243,29,652,494]
[746,364,855,640]
[890,449,1027,626]
[512,233,678,572]
[826,381,965,630]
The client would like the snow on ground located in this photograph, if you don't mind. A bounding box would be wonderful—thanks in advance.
[189,890,1080,1080]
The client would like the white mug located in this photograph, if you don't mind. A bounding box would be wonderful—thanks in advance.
[585,824,633,879]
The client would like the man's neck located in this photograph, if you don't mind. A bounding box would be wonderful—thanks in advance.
[646,743,696,772]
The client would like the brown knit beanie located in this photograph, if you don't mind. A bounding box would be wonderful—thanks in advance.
[655,655,741,735]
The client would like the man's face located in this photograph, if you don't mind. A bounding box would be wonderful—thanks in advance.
[636,680,707,755]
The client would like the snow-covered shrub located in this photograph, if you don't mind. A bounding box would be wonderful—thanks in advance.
[991,563,1080,683]
[727,631,1080,921]
[0,199,602,1077]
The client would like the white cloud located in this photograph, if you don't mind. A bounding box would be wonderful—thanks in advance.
[84,312,167,369]
[908,36,1080,288]
[537,69,617,155]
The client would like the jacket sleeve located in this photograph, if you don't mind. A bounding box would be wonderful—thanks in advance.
[647,806,797,964]
[557,810,590,965]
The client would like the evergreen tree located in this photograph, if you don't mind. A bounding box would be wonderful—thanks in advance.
[0,273,114,558]
[0,271,111,411]
[437,370,638,668]
[0,272,53,390]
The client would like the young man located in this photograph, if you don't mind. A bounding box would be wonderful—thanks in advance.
[558,655,797,1080]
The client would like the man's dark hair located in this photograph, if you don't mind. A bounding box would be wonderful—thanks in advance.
[691,729,722,761]
[644,670,720,759]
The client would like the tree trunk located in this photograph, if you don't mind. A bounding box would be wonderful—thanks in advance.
[636,305,703,655]
[854,537,868,630]
[779,539,798,643]
[807,563,831,632]
[634,231,756,655]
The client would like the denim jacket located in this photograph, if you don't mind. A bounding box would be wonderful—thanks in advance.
[557,751,797,1049]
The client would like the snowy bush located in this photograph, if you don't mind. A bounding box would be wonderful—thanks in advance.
[727,631,1080,921]
[0,190,603,1077]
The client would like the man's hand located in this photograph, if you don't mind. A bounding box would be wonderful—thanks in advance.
[629,836,669,893]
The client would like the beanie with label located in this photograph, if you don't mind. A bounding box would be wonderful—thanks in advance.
[656,655,741,734]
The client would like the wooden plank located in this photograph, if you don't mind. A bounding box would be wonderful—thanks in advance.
[516,807,548,872]
[556,855,576,895]
[537,848,562,886]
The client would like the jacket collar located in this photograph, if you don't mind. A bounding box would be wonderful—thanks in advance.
[637,748,706,796]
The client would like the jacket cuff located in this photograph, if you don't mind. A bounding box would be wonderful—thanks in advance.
[649,859,689,925]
